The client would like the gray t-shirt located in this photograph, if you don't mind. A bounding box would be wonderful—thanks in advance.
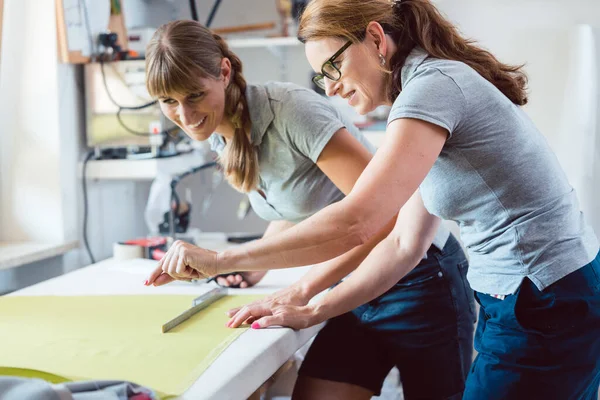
[388,47,599,295]
[210,82,449,250]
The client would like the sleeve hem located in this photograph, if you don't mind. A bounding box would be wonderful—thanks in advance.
[387,112,453,138]
[307,122,347,163]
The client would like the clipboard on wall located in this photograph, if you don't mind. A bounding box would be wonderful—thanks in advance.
[55,0,129,64]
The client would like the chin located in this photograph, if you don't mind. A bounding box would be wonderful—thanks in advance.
[354,102,375,116]
[194,133,212,142]
[184,130,210,142]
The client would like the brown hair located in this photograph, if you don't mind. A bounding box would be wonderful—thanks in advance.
[298,0,528,105]
[146,20,258,192]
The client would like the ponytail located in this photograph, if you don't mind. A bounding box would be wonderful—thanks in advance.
[212,34,259,192]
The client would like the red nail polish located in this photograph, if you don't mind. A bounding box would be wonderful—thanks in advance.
[251,322,260,329]
[144,280,148,285]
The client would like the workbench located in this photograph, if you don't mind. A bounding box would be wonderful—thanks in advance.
[6,256,324,399]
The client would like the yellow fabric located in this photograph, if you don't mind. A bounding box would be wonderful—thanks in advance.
[0,295,263,398]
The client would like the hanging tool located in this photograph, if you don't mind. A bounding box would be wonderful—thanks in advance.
[161,288,227,333]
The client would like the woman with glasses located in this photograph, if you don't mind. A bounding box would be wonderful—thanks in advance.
[148,0,600,398]
[144,19,474,399]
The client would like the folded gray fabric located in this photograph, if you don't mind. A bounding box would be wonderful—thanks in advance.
[0,377,60,400]
[0,377,157,400]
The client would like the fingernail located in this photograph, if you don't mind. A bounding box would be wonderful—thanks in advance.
[251,322,260,329]
[144,280,148,286]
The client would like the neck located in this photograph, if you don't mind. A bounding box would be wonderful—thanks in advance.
[215,117,237,142]
[382,37,398,106]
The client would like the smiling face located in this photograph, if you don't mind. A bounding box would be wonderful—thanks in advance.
[154,57,235,142]
[158,76,227,142]
[305,29,392,114]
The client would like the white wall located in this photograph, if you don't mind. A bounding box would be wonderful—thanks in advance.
[436,0,600,148]
[0,0,62,242]
[435,0,600,237]
[0,0,83,291]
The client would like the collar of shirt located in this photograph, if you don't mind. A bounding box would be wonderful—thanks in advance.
[401,46,430,88]
[208,84,274,152]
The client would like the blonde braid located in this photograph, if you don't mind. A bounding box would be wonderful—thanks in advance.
[212,34,259,193]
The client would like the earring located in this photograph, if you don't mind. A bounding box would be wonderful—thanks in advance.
[379,53,386,66]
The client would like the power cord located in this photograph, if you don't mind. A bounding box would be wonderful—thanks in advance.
[99,59,158,137]
[206,0,223,27]
[82,150,96,264]
[99,59,182,139]
[168,161,219,239]
[189,0,199,21]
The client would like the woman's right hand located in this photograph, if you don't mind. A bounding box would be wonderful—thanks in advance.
[226,283,311,328]
[145,240,218,286]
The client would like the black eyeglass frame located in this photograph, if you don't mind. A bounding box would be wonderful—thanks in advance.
[311,40,353,89]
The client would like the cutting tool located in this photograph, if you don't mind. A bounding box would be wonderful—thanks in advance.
[161,287,227,333]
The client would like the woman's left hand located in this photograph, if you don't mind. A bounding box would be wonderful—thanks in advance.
[145,240,218,286]
[228,302,325,331]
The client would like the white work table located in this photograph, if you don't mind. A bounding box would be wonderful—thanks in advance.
[8,257,324,400]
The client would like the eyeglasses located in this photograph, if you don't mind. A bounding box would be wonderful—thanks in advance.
[312,40,352,90]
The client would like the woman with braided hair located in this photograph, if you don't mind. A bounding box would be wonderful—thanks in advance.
[145,19,475,399]
[147,0,600,398]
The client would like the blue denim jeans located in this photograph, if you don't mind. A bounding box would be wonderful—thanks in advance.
[299,235,475,399]
[464,251,600,399]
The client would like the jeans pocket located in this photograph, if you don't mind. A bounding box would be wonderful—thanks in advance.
[514,278,589,335]
[395,261,442,288]
[458,260,476,322]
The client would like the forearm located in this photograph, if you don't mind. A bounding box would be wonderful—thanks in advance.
[314,234,425,321]
[297,216,398,301]
[263,220,295,238]
[214,119,445,277]
[217,200,368,274]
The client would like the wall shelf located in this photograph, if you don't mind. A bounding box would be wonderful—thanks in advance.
[226,37,302,49]
[81,151,213,181]
[0,241,79,270]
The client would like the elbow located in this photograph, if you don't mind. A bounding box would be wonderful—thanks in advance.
[341,195,396,248]
[389,233,427,266]
[344,207,373,248]
[347,223,369,248]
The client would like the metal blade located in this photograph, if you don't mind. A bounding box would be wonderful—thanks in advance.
[161,288,227,333]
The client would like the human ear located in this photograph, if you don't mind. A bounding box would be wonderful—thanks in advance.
[365,21,387,56]
[220,57,232,86]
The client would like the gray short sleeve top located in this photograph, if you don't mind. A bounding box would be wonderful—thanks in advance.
[388,47,599,294]
[210,82,449,250]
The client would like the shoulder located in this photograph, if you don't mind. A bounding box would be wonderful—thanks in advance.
[262,81,342,127]
[393,58,470,111]
[389,58,472,135]
[408,58,468,90]
[262,81,326,108]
